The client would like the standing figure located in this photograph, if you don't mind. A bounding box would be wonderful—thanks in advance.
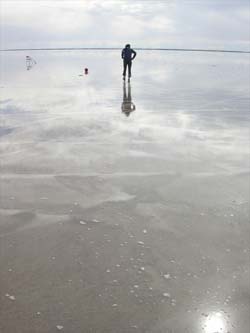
[121,44,137,81]
[26,56,36,70]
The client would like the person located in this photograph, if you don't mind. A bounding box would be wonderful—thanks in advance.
[121,44,137,81]
[26,56,36,70]
[121,81,136,117]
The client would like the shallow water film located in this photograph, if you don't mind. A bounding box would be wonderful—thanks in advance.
[0,50,250,333]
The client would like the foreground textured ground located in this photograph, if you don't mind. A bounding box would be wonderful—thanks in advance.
[0,51,249,332]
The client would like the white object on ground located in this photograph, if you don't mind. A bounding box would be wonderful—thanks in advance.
[5,294,16,300]
[92,219,101,223]
[56,325,64,330]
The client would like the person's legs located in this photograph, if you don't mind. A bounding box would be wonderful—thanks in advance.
[123,61,127,77]
[128,61,132,77]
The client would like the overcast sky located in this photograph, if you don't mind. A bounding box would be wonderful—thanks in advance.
[1,0,249,50]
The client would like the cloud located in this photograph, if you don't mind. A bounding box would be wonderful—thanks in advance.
[1,1,91,33]
[0,0,249,50]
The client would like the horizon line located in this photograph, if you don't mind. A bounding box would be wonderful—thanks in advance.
[1,47,250,54]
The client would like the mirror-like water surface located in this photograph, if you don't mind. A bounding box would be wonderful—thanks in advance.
[0,51,249,333]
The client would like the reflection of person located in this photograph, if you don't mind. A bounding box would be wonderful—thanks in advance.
[121,81,136,117]
[121,44,137,81]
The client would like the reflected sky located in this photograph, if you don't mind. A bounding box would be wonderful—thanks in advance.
[0,51,250,332]
[203,312,227,333]
[0,50,249,176]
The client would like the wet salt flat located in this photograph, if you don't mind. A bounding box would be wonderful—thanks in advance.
[0,50,249,332]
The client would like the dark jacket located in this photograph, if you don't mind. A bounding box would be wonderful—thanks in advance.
[121,47,137,62]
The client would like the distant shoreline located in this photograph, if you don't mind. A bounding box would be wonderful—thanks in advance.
[0,47,249,54]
